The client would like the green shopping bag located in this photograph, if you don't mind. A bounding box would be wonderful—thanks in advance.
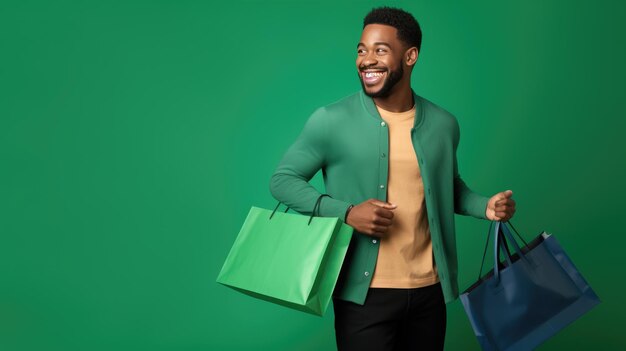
[216,194,353,316]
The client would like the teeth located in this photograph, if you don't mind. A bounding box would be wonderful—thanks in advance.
[365,72,384,78]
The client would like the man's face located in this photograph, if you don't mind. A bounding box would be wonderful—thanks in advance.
[356,24,407,98]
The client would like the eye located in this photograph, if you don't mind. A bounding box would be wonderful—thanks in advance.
[376,48,387,54]
[357,48,366,55]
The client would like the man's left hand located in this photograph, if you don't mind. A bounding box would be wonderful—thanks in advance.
[486,190,516,221]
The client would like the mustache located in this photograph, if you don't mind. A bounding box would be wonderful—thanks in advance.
[359,66,387,72]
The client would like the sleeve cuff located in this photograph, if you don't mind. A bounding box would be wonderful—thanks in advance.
[318,196,352,221]
[473,196,490,219]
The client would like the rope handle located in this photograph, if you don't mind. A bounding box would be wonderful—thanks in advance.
[269,194,331,226]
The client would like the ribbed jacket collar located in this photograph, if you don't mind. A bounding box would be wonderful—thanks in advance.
[359,89,424,129]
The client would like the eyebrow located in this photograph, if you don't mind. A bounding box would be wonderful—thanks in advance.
[357,42,392,49]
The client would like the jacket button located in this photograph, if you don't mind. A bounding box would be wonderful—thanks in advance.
[364,271,370,276]
[379,185,385,189]
[381,153,386,158]
[380,121,386,127]
[372,239,377,244]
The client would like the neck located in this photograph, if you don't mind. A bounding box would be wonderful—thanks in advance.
[373,82,414,112]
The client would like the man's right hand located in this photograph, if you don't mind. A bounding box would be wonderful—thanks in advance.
[346,199,396,237]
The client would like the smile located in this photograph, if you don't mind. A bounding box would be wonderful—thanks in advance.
[360,70,387,86]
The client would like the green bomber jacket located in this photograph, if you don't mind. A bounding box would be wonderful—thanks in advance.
[269,89,489,304]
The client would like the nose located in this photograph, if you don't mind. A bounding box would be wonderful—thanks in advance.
[360,51,378,68]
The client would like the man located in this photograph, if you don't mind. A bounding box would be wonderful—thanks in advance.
[270,7,515,351]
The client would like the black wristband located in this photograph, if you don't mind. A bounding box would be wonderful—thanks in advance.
[344,204,355,223]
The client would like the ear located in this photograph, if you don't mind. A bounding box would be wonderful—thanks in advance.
[405,47,419,67]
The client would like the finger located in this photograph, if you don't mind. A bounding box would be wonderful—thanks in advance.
[373,217,392,226]
[493,190,513,203]
[493,204,507,213]
[494,204,513,212]
[492,193,505,202]
[371,225,389,236]
[496,198,516,207]
[495,206,510,214]
[370,200,397,209]
[495,210,515,221]
[374,207,395,219]
[490,213,503,221]
[495,200,516,210]
[495,210,508,218]
[506,209,516,220]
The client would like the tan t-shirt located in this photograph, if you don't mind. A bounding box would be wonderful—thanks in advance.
[369,104,439,288]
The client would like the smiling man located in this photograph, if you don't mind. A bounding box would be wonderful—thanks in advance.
[270,7,515,351]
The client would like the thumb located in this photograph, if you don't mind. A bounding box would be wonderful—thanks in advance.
[370,200,397,209]
[491,190,512,204]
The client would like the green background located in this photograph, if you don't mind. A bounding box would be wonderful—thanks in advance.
[1,0,624,349]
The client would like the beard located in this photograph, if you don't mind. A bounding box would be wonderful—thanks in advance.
[359,61,404,99]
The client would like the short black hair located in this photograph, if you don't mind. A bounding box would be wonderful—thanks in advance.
[363,7,422,52]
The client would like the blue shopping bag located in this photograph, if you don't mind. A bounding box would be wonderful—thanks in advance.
[460,222,600,351]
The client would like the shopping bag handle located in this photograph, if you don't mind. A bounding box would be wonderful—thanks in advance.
[493,223,513,283]
[493,222,531,283]
[478,222,512,279]
[269,202,291,219]
[269,194,331,226]
[477,221,530,281]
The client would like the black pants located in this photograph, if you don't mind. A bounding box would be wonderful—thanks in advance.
[333,283,446,351]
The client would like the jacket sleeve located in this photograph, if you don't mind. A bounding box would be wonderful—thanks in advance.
[269,108,352,219]
[451,118,489,219]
